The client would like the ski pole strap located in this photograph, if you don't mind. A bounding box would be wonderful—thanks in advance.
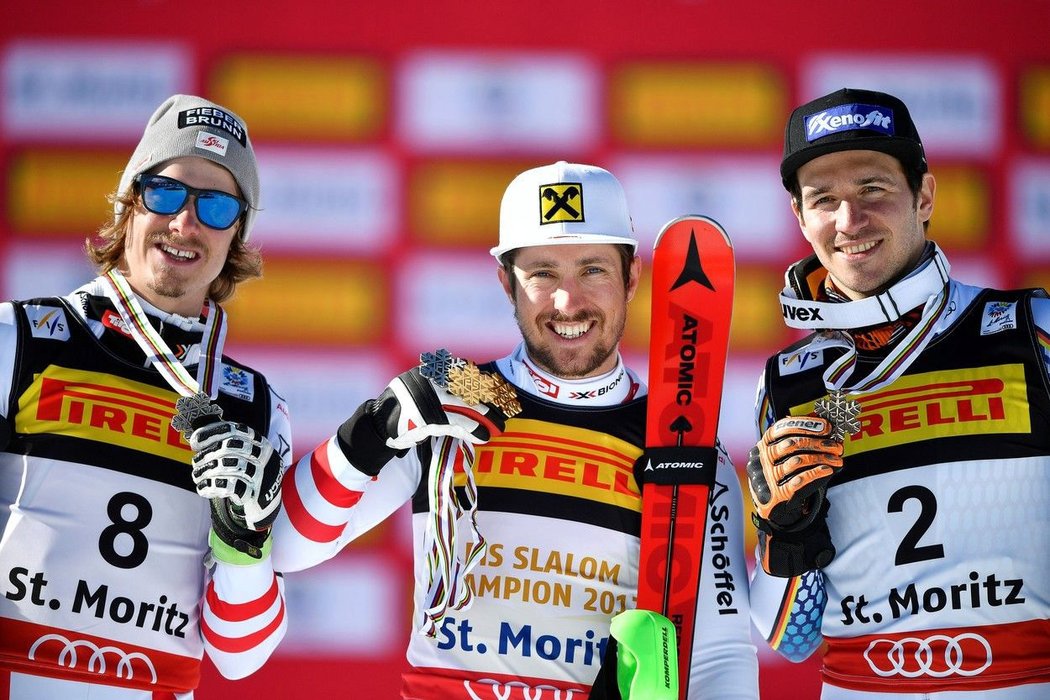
[611,609,679,699]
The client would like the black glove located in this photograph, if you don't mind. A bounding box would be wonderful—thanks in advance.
[190,421,284,561]
[336,367,507,477]
[753,500,836,577]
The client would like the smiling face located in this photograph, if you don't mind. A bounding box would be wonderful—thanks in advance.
[498,243,640,379]
[792,149,935,300]
[120,157,241,316]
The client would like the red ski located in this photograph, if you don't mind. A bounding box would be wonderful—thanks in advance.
[637,216,734,699]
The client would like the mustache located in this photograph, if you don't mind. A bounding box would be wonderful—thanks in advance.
[546,311,599,324]
[147,232,206,254]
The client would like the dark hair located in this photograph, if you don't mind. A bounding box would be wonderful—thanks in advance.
[500,244,636,299]
[86,186,262,303]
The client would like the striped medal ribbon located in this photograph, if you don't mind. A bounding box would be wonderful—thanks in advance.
[813,288,950,439]
[100,269,228,437]
[415,349,522,637]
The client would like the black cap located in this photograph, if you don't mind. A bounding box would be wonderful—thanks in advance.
[780,87,927,188]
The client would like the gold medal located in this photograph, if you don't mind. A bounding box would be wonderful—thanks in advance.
[419,349,522,418]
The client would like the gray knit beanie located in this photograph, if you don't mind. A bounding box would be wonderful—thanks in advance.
[116,94,259,241]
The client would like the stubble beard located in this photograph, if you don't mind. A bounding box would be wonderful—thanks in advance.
[147,278,188,302]
[517,309,626,379]
[142,230,201,302]
[145,255,189,301]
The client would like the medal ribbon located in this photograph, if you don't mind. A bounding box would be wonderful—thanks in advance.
[419,437,487,638]
[414,349,521,638]
[100,269,227,399]
[820,287,949,398]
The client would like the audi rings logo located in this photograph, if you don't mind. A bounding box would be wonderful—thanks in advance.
[465,679,583,700]
[28,634,158,683]
[864,633,993,678]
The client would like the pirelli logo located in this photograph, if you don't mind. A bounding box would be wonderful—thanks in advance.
[472,418,641,509]
[792,364,1030,456]
[16,366,188,461]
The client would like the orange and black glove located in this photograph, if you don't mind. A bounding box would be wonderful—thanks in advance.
[746,416,843,577]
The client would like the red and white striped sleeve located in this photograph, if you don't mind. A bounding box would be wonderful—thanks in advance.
[271,436,420,573]
[201,385,293,678]
[202,559,288,678]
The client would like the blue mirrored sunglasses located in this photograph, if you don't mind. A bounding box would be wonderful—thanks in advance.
[135,174,247,231]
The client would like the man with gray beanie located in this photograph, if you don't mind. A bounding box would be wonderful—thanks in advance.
[0,94,290,698]
[747,87,1050,698]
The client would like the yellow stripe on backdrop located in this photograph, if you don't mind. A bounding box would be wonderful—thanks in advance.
[212,54,386,141]
[9,151,126,235]
[409,162,525,247]
[225,257,387,346]
[1021,66,1050,148]
[609,63,786,147]
[928,165,990,250]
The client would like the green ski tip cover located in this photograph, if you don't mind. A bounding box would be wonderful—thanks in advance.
[611,609,679,699]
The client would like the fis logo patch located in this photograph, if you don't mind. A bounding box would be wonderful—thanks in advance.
[540,182,584,224]
[778,349,823,376]
[27,305,70,341]
[980,300,1017,336]
[220,364,255,402]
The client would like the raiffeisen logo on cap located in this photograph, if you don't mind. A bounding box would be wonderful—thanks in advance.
[805,103,895,143]
[539,182,585,224]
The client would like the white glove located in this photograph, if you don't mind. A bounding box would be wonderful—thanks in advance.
[190,421,284,532]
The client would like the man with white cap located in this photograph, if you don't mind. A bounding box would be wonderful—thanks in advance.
[273,161,758,698]
[748,87,1050,698]
[0,94,290,698]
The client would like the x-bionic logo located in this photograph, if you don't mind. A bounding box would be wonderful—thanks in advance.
[29,633,158,683]
[863,632,992,679]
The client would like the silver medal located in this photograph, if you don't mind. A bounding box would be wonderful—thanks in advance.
[814,389,862,441]
[171,391,224,438]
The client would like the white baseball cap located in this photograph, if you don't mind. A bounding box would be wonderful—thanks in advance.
[491,161,638,261]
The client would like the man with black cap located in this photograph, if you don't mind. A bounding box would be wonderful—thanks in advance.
[0,94,290,698]
[747,87,1050,697]
[271,161,758,698]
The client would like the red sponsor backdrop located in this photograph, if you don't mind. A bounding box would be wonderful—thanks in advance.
[2,1,1048,698]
